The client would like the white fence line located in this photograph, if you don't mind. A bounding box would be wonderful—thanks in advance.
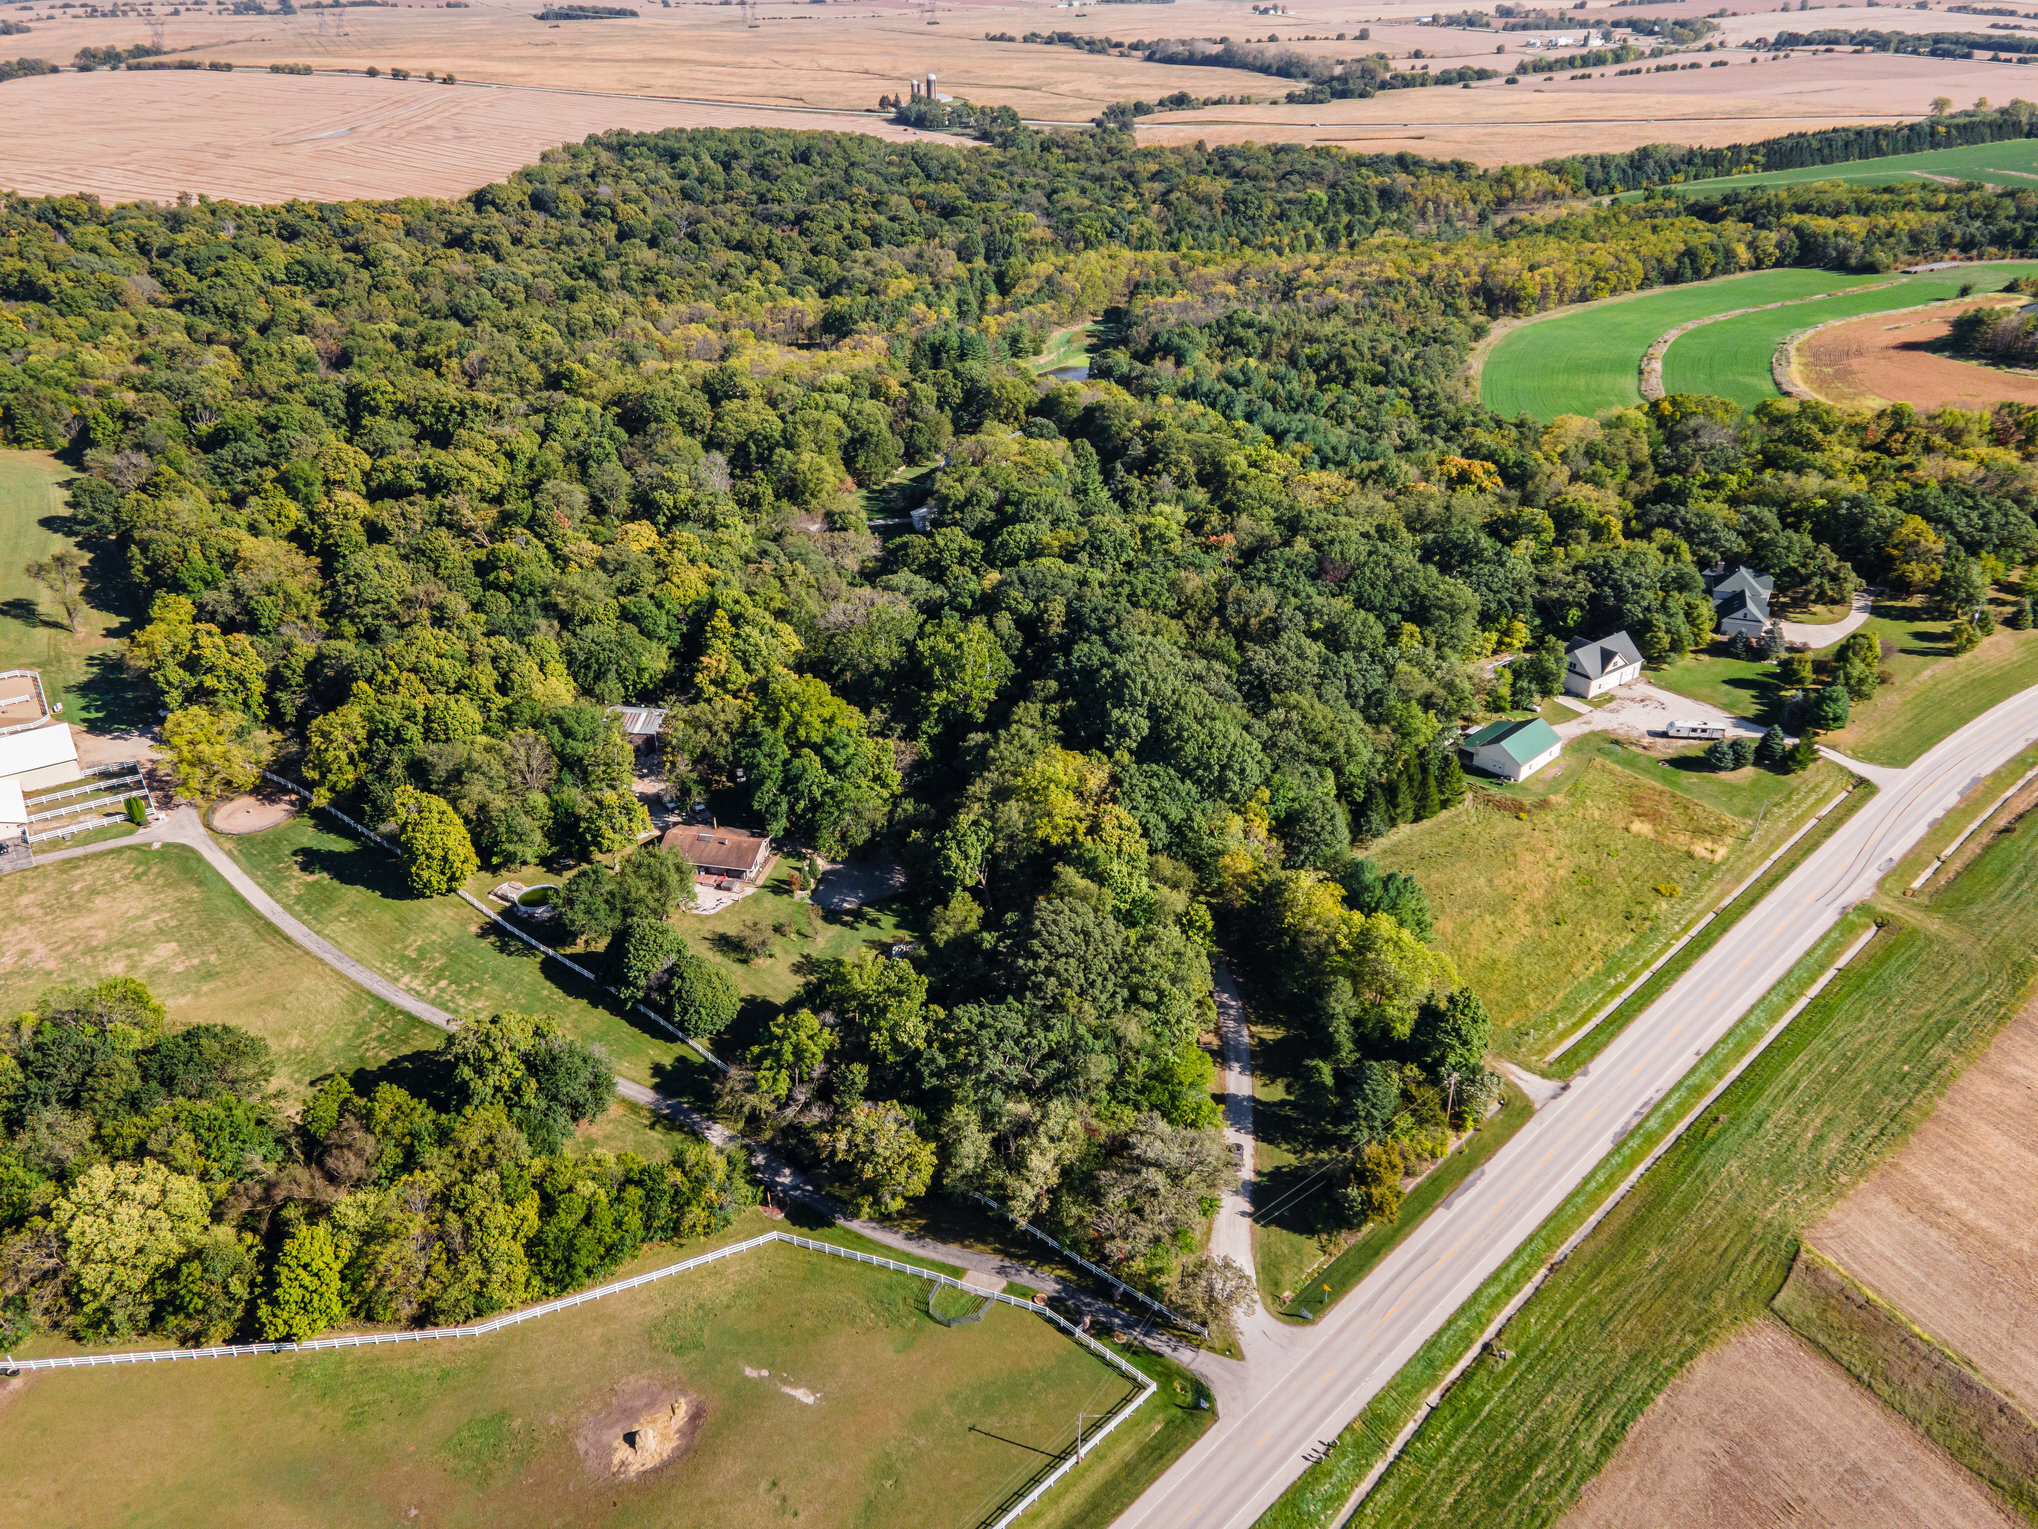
[26,811,134,845]
[964,1190,1209,1337]
[4,1229,1155,1529]
[456,888,729,1073]
[28,786,148,823]
[256,768,729,1072]
[0,668,49,737]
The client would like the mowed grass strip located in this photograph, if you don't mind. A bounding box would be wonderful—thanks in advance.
[1661,263,2038,406]
[1335,816,2038,1528]
[0,842,435,1097]
[1659,135,2038,198]
[1369,748,1840,1063]
[214,814,708,1093]
[1479,269,1872,422]
[0,1227,1146,1529]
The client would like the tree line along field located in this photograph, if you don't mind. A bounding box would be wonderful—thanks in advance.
[1656,132,2038,199]
[0,1225,1166,1529]
[1335,780,2038,1529]
[1481,262,2038,421]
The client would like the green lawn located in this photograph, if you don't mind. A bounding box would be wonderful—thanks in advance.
[0,449,141,730]
[1370,743,1841,1061]
[0,842,435,1099]
[1336,794,2038,1529]
[1828,614,2038,768]
[1657,133,2038,197]
[1478,269,1876,421]
[215,815,711,1098]
[1654,605,2038,768]
[1660,263,2038,406]
[2,1224,1150,1529]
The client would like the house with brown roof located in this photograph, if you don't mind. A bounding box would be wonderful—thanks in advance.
[663,822,773,884]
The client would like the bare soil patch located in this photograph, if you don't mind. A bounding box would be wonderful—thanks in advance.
[211,791,302,837]
[1561,1319,2020,1529]
[1808,1004,2038,1410]
[1796,298,2038,412]
[571,1375,704,1483]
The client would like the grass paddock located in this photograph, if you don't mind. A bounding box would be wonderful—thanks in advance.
[2,1227,1148,1529]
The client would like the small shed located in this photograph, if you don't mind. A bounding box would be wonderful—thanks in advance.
[1563,631,1644,698]
[1461,717,1563,782]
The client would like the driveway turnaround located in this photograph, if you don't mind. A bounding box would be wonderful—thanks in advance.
[1114,679,2038,1529]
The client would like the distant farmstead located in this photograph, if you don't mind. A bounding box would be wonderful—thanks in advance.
[663,823,773,884]
[1563,631,1644,698]
[1460,717,1563,782]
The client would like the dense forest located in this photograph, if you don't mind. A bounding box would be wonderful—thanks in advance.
[5,120,2038,1347]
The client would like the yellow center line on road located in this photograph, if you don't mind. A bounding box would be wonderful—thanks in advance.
[1253,1431,1272,1452]
[1181,1502,1202,1522]
[1320,1366,1340,1384]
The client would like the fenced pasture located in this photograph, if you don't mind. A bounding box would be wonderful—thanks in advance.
[3,1229,1154,1529]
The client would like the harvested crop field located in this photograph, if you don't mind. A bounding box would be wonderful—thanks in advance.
[1560,1320,2020,1529]
[1806,1003,2038,1411]
[0,70,934,205]
[1795,298,2038,413]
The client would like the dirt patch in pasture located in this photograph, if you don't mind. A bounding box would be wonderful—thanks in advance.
[0,1375,27,1421]
[211,791,302,836]
[1560,1320,2020,1529]
[1807,1004,2038,1411]
[572,1376,704,1483]
[1796,298,2038,412]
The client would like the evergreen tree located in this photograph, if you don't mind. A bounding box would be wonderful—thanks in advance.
[1704,737,1737,771]
[1415,755,1441,820]
[1435,750,1467,810]
[1755,724,1789,765]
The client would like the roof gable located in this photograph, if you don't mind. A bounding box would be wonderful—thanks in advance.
[1564,630,1643,679]
[0,723,76,778]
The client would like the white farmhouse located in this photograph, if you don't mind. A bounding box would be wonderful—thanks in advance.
[1563,631,1644,699]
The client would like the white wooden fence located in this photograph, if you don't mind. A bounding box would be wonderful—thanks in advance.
[259,768,729,1071]
[965,1190,1209,1337]
[3,1229,1155,1529]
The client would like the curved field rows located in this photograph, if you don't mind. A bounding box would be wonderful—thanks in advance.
[1479,269,1870,422]
[1662,262,2038,407]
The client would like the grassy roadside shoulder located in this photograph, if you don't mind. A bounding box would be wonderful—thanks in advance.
[1253,911,1878,1529]
[1263,1083,1534,1323]
[1017,1339,1216,1529]
[1544,777,1875,1074]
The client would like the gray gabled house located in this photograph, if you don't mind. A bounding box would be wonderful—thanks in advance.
[1706,564,1773,642]
[1563,631,1644,698]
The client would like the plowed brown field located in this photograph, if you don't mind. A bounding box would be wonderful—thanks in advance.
[1808,1004,2038,1410]
[1561,1320,2020,1529]
[1797,298,2038,412]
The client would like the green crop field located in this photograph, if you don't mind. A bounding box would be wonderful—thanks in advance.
[1660,262,2038,405]
[1478,270,1872,421]
[1658,134,2038,198]
[2,1226,1180,1529]
[0,843,435,1098]
[0,450,141,730]
[1337,797,2038,1529]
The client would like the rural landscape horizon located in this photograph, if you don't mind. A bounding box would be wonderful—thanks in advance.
[6,5,2038,1526]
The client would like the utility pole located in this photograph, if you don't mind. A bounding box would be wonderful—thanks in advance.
[1074,1411,1105,1461]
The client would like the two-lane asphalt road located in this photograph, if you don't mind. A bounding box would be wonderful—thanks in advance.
[1117,682,2038,1529]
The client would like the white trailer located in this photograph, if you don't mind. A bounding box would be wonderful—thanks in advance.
[1666,719,1728,740]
